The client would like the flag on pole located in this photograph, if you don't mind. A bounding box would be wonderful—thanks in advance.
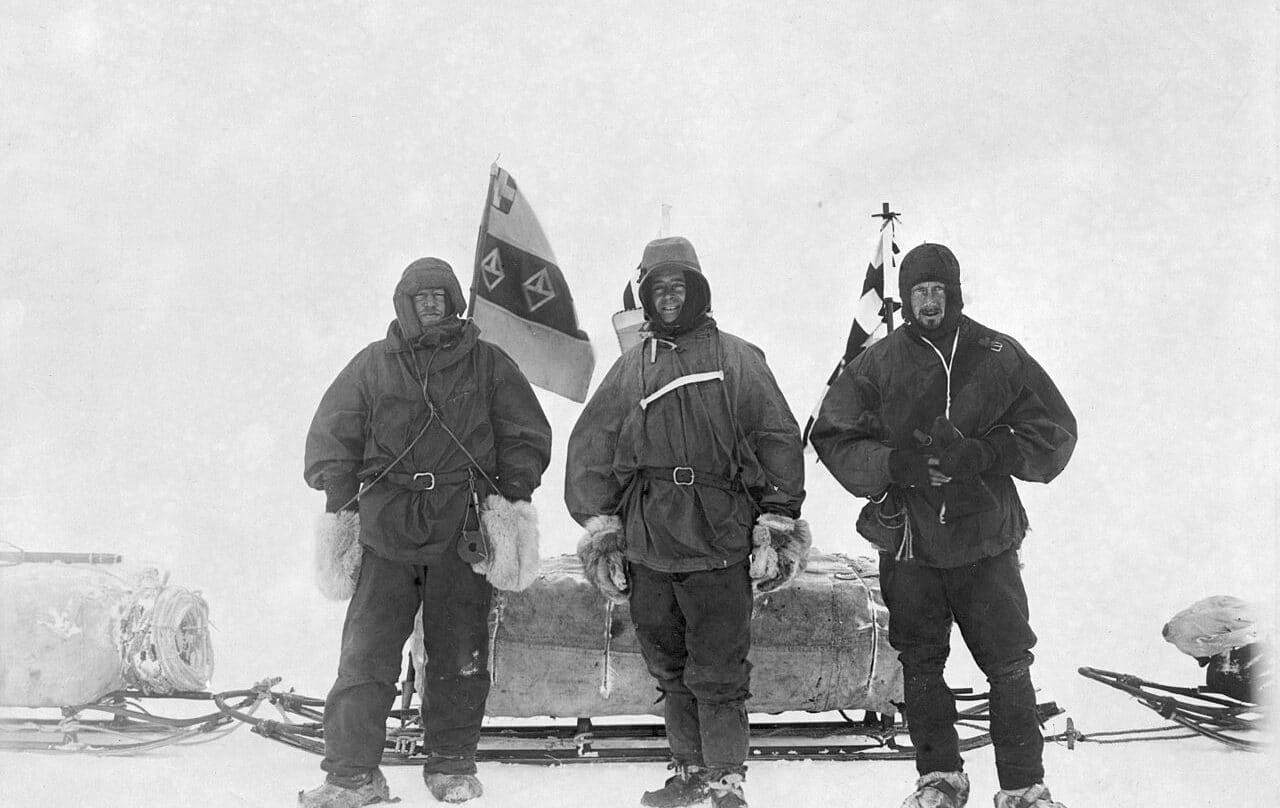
[801,205,902,447]
[470,165,595,402]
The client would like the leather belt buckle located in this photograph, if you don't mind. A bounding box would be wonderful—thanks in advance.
[672,467,695,486]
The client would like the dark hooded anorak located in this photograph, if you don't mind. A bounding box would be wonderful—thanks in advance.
[566,308,805,574]
[304,260,552,564]
[810,315,1076,567]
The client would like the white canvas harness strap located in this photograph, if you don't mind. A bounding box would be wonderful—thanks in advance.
[638,370,725,410]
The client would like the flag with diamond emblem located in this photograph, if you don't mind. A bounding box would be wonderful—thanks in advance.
[470,165,595,402]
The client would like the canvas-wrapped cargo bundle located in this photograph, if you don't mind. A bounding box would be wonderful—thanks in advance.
[0,563,213,708]
[455,551,902,718]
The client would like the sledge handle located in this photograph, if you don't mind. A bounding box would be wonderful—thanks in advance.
[0,550,123,564]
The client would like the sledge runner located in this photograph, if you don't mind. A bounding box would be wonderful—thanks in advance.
[810,243,1077,808]
[300,257,552,806]
[567,236,809,808]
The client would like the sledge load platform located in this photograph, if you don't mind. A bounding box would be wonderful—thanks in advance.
[476,550,903,719]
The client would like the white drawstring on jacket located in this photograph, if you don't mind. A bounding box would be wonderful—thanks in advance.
[923,330,960,525]
[923,330,960,423]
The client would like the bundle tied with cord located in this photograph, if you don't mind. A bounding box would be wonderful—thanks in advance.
[0,561,214,707]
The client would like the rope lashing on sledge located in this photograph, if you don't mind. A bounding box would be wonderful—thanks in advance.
[600,601,616,698]
[835,557,884,697]
[119,570,213,694]
[487,594,505,685]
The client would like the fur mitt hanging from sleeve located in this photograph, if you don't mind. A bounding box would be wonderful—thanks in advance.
[472,494,541,591]
[749,513,813,596]
[315,510,362,600]
[576,515,629,605]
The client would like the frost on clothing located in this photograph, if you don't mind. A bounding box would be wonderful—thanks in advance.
[303,260,552,565]
[565,318,805,574]
[810,315,1076,567]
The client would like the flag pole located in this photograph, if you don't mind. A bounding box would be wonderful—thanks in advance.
[469,163,500,317]
[873,202,900,333]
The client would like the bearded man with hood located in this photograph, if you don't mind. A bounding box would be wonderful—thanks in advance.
[811,243,1077,808]
[567,237,808,808]
[300,257,552,807]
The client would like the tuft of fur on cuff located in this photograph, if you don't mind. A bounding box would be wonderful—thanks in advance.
[477,494,541,591]
[577,515,629,604]
[315,510,362,600]
[753,514,813,596]
[749,522,779,582]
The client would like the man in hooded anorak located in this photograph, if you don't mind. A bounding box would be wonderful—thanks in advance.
[300,257,552,807]
[567,236,808,808]
[811,243,1077,808]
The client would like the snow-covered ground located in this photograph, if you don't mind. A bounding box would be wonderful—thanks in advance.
[2,1,1277,806]
[2,695,1275,807]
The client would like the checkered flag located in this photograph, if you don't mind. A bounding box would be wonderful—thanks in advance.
[802,207,901,447]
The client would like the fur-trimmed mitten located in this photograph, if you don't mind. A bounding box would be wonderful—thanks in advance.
[314,510,362,600]
[576,515,629,604]
[474,494,541,591]
[750,513,812,595]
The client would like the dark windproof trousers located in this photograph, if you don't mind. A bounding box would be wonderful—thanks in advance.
[321,548,492,778]
[629,559,753,774]
[879,549,1044,791]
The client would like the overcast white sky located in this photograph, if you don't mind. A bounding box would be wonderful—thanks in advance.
[2,1,1276,709]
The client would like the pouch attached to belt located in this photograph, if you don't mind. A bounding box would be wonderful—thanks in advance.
[456,471,491,565]
[856,493,906,555]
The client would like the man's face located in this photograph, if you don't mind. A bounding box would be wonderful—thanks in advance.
[910,282,947,330]
[649,268,687,324]
[413,289,450,326]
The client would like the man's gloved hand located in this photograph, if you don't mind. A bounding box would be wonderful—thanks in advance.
[576,515,629,605]
[937,438,996,479]
[750,513,813,596]
[324,476,360,513]
[888,449,934,487]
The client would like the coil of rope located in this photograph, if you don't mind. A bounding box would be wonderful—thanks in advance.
[120,570,214,694]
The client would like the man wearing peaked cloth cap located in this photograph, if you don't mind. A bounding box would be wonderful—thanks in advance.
[568,236,809,808]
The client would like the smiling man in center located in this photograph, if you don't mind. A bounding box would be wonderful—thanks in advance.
[567,235,809,808]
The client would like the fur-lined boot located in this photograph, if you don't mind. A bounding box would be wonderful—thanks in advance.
[993,784,1066,808]
[424,772,483,804]
[576,515,629,604]
[900,771,970,808]
[640,762,709,808]
[706,769,747,808]
[297,769,390,808]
